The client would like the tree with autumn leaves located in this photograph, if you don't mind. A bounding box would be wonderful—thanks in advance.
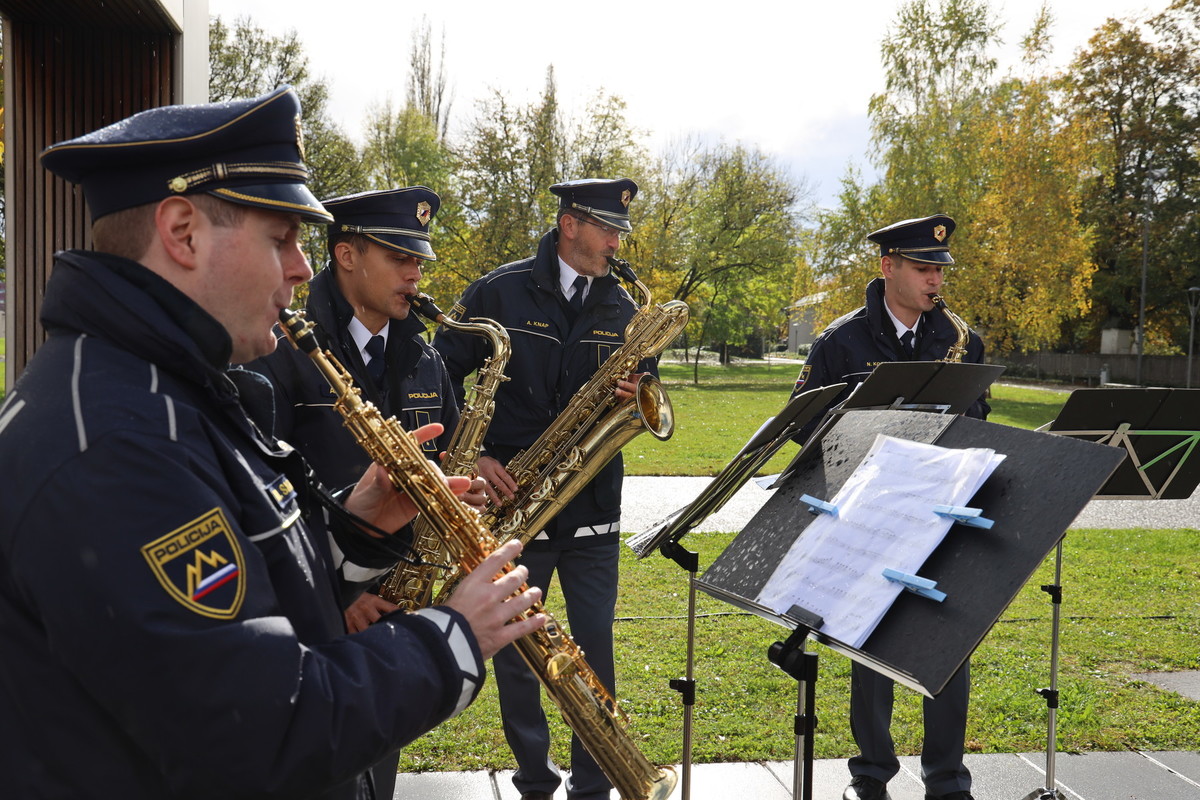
[208,1,1200,359]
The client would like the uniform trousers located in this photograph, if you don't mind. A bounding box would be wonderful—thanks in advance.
[848,660,972,796]
[494,542,620,799]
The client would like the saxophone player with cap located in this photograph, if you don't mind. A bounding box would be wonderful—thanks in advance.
[246,186,488,799]
[434,178,655,800]
[790,214,988,800]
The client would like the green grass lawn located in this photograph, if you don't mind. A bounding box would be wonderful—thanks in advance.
[400,527,1200,771]
[397,367,1196,773]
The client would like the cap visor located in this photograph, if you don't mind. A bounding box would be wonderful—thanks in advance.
[210,184,332,223]
[368,234,436,261]
[902,251,954,265]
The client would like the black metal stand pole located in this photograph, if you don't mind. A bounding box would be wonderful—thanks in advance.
[768,627,818,800]
[662,541,700,800]
[1020,539,1066,800]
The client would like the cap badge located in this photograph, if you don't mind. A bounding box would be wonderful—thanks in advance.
[621,189,632,208]
[933,224,947,242]
[294,115,306,161]
[416,201,432,227]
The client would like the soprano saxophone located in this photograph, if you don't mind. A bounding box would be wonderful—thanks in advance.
[278,308,677,800]
[376,294,511,610]
[477,257,689,547]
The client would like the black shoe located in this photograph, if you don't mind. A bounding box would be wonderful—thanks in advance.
[520,793,555,800]
[844,775,890,800]
[925,793,974,800]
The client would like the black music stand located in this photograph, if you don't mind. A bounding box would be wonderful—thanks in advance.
[695,410,1126,800]
[623,384,843,800]
[1046,388,1200,499]
[773,360,1005,487]
[1017,388,1200,800]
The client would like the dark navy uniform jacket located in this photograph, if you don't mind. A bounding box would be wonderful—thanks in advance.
[792,276,990,442]
[433,229,656,549]
[0,251,483,800]
[248,266,459,491]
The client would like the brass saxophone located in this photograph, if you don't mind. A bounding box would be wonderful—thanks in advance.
[931,294,969,363]
[477,257,689,547]
[278,308,677,800]
[376,293,511,611]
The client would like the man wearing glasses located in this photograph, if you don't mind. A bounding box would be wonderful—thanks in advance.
[434,178,655,800]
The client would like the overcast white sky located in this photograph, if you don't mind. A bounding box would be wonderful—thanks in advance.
[208,0,1160,208]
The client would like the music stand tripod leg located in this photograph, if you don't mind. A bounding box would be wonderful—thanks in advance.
[662,541,700,800]
[768,622,820,800]
[1019,539,1066,800]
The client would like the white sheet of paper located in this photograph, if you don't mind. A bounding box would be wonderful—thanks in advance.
[756,434,1005,648]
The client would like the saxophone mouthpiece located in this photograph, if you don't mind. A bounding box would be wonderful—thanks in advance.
[606,256,638,284]
[406,293,446,323]
[279,308,319,354]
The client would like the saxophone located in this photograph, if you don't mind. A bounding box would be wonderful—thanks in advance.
[278,308,677,800]
[376,294,511,611]
[931,295,969,363]
[477,257,689,547]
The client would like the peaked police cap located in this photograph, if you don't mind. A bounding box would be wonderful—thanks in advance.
[40,86,331,224]
[550,178,638,232]
[322,187,441,261]
[867,214,956,265]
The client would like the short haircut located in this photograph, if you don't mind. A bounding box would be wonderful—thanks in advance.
[327,230,370,265]
[91,194,246,261]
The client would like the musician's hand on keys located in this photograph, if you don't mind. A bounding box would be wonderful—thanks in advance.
[444,540,546,660]
[477,455,518,505]
[345,423,471,535]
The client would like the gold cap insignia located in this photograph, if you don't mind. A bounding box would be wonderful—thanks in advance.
[933,224,947,242]
[621,189,632,208]
[168,176,189,193]
[416,201,432,227]
[295,115,306,161]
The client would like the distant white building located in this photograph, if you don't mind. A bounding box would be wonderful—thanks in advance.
[786,290,830,353]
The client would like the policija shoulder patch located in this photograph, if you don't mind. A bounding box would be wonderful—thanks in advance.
[793,363,811,392]
[141,508,247,619]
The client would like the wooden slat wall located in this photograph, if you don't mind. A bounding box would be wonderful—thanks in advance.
[5,19,174,379]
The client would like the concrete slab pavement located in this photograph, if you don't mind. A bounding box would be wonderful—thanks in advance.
[392,750,1200,799]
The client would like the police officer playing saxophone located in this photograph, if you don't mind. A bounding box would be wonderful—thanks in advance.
[434,178,653,800]
[248,187,476,632]
[246,186,478,800]
[791,215,986,800]
[0,87,543,800]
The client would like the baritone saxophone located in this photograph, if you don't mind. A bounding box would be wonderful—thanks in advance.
[478,257,689,548]
[277,308,677,800]
[376,293,510,610]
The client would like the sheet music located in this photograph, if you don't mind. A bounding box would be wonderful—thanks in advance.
[756,434,1005,647]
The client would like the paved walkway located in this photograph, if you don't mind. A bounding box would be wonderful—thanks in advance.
[391,477,1199,799]
[393,750,1200,799]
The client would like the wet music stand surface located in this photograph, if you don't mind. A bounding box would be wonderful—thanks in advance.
[698,408,1125,696]
[1047,387,1200,499]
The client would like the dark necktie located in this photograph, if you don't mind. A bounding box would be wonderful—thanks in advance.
[365,335,386,387]
[568,275,588,316]
[899,329,915,358]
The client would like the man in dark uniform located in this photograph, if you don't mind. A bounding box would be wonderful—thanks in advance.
[247,185,472,799]
[248,187,471,627]
[434,178,654,800]
[791,215,985,800]
[0,87,543,800]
